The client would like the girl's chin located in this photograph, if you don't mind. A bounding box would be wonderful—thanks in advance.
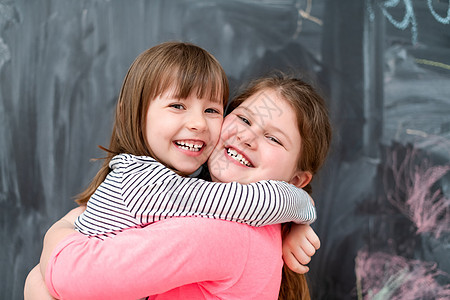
[209,170,226,182]
[174,164,203,176]
[210,171,244,184]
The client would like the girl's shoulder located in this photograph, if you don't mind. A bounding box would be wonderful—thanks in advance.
[109,153,161,171]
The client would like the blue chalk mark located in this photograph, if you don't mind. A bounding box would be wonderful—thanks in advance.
[427,0,450,24]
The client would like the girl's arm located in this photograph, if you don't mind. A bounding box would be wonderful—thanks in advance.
[79,154,315,236]
[24,207,84,299]
[132,154,316,226]
[126,175,316,225]
[282,223,320,274]
[24,265,55,300]
[40,206,85,278]
[44,217,258,300]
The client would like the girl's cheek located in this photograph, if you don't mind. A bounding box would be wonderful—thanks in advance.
[212,117,223,135]
[213,123,223,145]
[219,117,234,141]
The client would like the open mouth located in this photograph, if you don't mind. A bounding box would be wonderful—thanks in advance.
[226,148,253,167]
[175,140,204,152]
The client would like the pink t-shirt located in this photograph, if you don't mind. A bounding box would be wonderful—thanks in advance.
[46,217,283,299]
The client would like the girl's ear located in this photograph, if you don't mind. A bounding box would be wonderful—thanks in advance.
[289,171,312,188]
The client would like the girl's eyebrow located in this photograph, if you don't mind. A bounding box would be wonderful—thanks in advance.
[236,105,254,115]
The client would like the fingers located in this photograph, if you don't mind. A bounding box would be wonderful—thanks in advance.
[282,238,312,274]
[294,237,318,263]
[295,243,314,264]
[282,251,310,274]
[281,224,321,274]
[304,225,321,250]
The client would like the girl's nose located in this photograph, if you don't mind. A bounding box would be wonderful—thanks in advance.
[236,129,257,149]
[187,111,207,131]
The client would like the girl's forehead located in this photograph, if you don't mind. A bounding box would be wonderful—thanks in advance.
[237,89,282,110]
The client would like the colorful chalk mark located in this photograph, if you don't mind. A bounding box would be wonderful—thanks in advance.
[367,0,450,44]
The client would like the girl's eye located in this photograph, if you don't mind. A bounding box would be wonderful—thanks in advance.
[267,136,283,146]
[205,108,221,114]
[237,115,251,125]
[170,104,185,110]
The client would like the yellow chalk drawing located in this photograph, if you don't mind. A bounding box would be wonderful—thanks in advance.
[415,58,450,71]
[293,0,323,38]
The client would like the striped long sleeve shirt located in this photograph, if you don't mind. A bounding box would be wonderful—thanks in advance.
[75,154,316,239]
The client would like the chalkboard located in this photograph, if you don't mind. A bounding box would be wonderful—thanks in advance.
[1,1,449,299]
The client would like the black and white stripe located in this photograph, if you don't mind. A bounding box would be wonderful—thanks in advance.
[75,154,316,239]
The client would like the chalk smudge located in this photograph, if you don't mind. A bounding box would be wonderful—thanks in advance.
[0,3,15,70]
[355,249,450,299]
[386,146,450,238]
[0,37,10,70]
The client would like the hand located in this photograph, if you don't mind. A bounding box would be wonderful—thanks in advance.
[282,224,320,274]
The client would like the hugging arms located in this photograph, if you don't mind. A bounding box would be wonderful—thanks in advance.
[25,42,331,300]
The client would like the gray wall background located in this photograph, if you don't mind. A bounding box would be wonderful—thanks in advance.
[1,0,449,299]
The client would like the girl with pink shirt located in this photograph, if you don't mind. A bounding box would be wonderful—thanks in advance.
[25,42,331,299]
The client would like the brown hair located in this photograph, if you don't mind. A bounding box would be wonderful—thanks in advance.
[76,41,229,205]
[230,73,332,299]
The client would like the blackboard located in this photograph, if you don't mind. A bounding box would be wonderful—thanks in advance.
[1,1,449,299]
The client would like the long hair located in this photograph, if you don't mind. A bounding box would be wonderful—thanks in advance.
[76,42,229,205]
[230,73,332,299]
[279,268,311,300]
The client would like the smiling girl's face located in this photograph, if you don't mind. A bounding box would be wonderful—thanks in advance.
[208,88,310,188]
[145,86,224,176]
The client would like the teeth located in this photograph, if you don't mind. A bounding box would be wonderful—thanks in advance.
[176,141,203,152]
[226,148,252,167]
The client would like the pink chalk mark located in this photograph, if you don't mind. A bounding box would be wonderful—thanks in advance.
[355,249,450,300]
[386,146,450,238]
